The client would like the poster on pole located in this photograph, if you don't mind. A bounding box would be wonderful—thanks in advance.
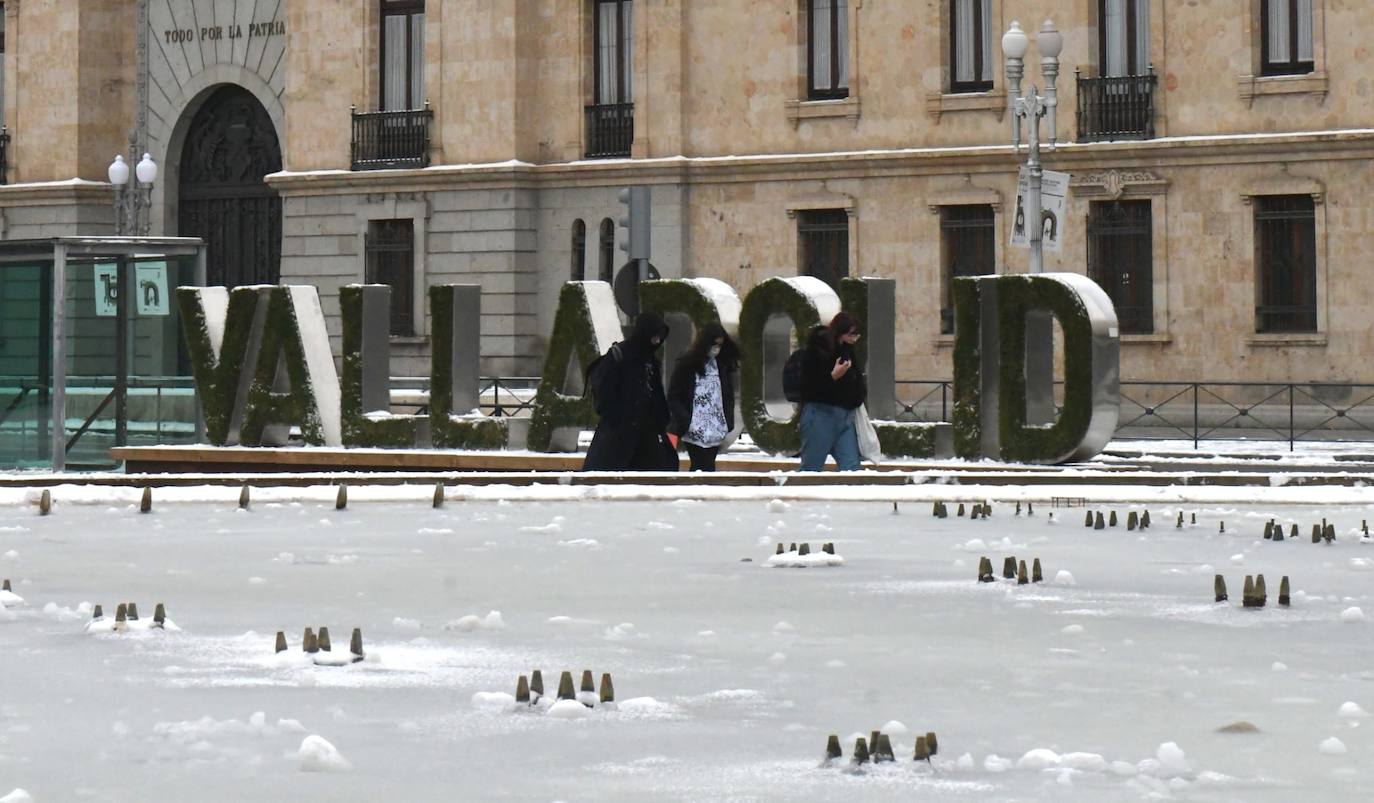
[93,264,118,317]
[1010,168,1070,254]
[135,262,170,316]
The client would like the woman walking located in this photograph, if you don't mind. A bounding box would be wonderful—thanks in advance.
[668,323,738,471]
[798,312,866,471]
[582,312,678,472]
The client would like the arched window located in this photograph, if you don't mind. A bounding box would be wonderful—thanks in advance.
[598,218,615,283]
[570,219,587,281]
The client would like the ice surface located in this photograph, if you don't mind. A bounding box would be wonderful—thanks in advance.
[1,495,1373,801]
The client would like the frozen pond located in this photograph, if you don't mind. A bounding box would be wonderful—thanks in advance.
[2,491,1373,802]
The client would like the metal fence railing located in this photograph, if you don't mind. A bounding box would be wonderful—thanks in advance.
[892,379,1374,451]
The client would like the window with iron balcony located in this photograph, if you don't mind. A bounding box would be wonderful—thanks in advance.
[1076,0,1156,142]
[352,1,432,170]
[586,0,634,159]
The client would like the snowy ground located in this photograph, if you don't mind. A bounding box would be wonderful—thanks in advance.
[2,491,1373,802]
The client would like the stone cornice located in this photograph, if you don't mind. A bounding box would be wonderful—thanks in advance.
[265,129,1374,195]
[0,179,113,205]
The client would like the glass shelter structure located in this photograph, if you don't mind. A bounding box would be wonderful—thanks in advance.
[0,237,205,471]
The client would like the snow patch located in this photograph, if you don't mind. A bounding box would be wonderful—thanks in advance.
[443,611,505,632]
[547,699,591,719]
[1340,606,1365,623]
[1338,702,1367,719]
[1318,736,1348,755]
[297,734,351,772]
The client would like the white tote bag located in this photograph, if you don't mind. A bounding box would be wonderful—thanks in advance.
[853,405,883,465]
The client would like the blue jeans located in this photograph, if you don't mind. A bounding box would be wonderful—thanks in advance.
[799,402,860,472]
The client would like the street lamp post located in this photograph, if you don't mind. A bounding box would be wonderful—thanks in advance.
[105,135,159,450]
[107,134,158,236]
[1002,19,1062,275]
[1003,20,1062,425]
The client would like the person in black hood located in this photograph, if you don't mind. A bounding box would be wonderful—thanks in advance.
[798,311,866,471]
[582,311,678,472]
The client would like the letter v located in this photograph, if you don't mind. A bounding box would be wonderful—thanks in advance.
[176,286,264,445]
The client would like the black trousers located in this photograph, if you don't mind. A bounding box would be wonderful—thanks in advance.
[684,442,720,472]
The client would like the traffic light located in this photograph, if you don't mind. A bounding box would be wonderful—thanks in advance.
[616,186,651,263]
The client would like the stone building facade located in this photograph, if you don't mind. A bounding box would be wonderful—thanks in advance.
[1,0,1370,385]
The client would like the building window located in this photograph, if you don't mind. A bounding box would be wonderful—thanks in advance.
[598,218,615,283]
[1087,200,1153,334]
[365,219,416,336]
[1100,0,1149,76]
[1261,0,1313,76]
[381,1,425,111]
[1254,195,1317,333]
[595,0,633,105]
[950,0,992,92]
[571,219,587,281]
[939,205,995,335]
[587,1,635,158]
[798,210,849,290]
[808,0,849,100]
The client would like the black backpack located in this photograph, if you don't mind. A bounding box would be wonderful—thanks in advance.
[782,348,807,403]
[584,343,624,411]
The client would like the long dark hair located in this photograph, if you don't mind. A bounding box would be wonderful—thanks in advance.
[828,311,862,341]
[677,322,738,375]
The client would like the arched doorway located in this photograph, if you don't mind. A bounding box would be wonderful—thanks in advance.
[177,85,282,287]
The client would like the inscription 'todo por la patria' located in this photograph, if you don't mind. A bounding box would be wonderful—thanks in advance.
[164,20,285,45]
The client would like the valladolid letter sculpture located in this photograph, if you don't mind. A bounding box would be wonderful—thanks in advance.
[180,273,1119,464]
[952,273,1119,464]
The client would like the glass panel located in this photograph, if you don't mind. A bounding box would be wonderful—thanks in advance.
[1267,0,1290,64]
[128,256,199,451]
[411,13,426,107]
[1104,0,1126,76]
[621,1,634,102]
[1134,0,1150,73]
[63,261,119,469]
[383,14,408,110]
[0,262,53,469]
[1296,0,1313,61]
[954,0,974,84]
[978,0,992,82]
[597,1,617,103]
[812,0,832,91]
[836,0,849,90]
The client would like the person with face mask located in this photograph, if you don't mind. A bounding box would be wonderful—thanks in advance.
[582,311,678,472]
[798,311,867,471]
[668,323,739,472]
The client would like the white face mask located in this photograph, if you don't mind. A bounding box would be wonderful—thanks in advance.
[708,346,721,358]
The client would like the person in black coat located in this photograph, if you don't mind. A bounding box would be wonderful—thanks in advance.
[667,323,738,472]
[798,311,867,471]
[582,311,678,472]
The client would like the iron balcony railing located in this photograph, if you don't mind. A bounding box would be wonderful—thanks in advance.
[0,126,10,184]
[585,102,634,159]
[351,104,432,171]
[1076,67,1157,142]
